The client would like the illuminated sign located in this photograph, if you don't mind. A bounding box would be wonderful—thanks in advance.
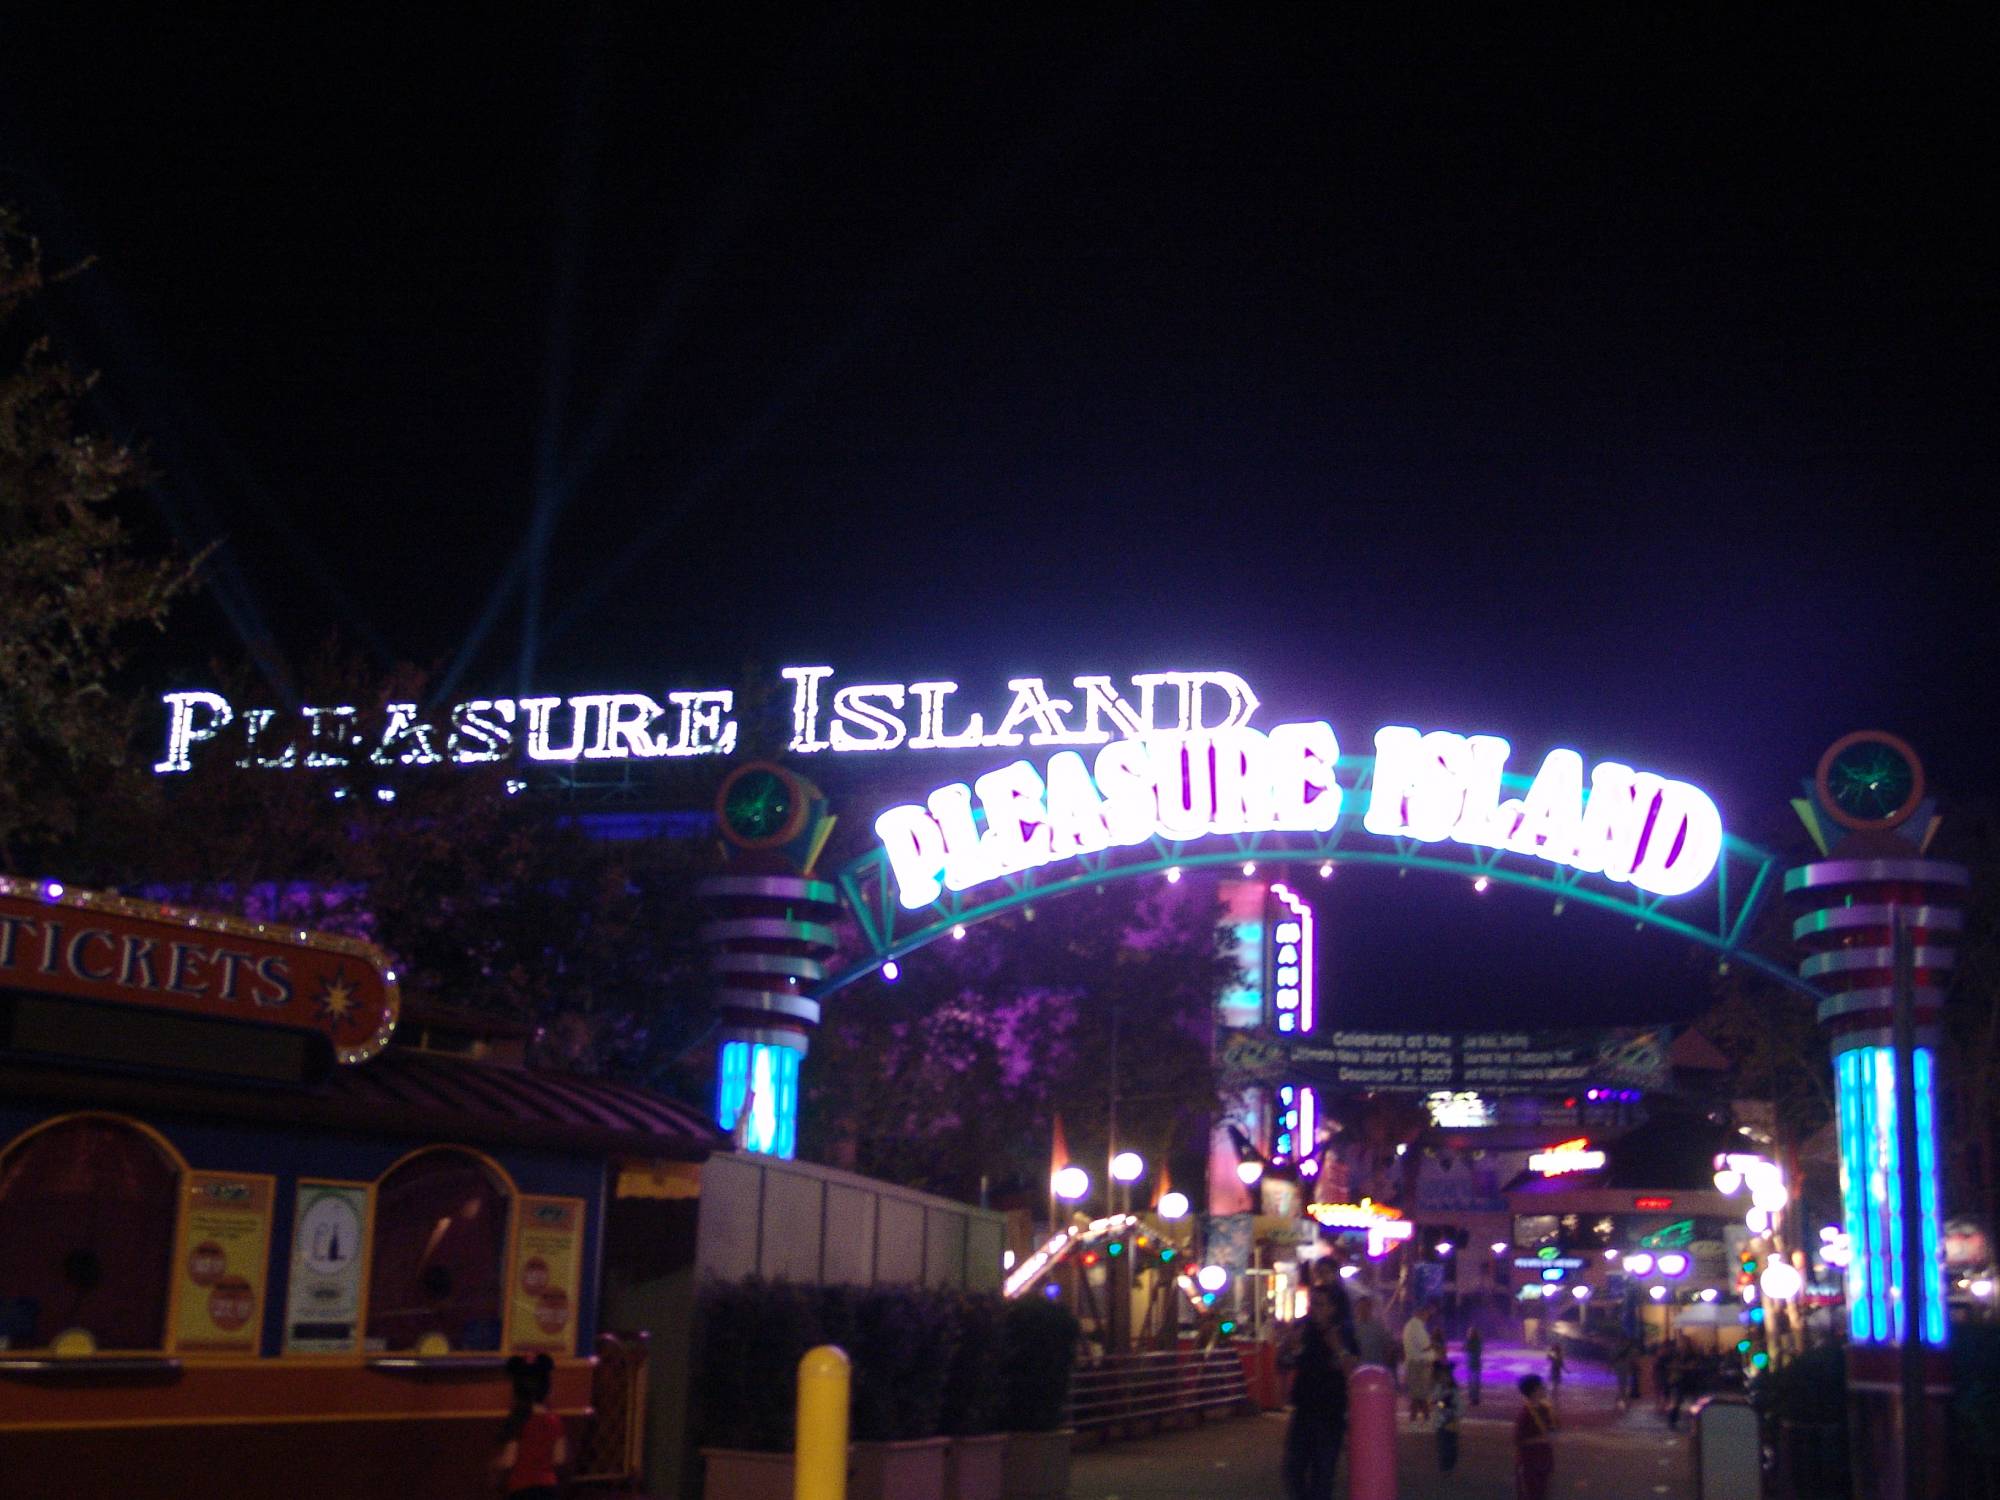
[0,877,400,1063]
[1514,1256,1585,1270]
[1426,1090,1495,1128]
[1306,1200,1413,1257]
[874,722,1345,908]
[1528,1138,1607,1175]
[1633,1196,1675,1211]
[877,725,1722,907]
[1363,727,1721,897]
[1270,885,1315,1034]
[153,669,1259,774]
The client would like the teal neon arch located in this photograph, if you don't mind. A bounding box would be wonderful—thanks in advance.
[814,754,1815,1001]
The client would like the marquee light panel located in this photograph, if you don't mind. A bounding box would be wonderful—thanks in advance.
[1529,1138,1607,1175]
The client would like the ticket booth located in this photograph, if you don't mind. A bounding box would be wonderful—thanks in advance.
[0,877,722,1500]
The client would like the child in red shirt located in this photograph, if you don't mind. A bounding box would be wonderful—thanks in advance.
[496,1354,568,1499]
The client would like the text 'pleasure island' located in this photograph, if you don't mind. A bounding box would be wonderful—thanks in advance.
[153,667,1724,903]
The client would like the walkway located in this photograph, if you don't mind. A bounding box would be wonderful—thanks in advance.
[1069,1340,1696,1500]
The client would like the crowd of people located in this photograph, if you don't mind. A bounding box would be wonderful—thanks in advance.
[1274,1259,1748,1499]
[1277,1260,1555,1500]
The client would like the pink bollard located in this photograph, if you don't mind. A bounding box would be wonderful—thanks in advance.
[1347,1364,1397,1500]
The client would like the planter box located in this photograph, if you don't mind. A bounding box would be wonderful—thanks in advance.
[999,1429,1073,1500]
[946,1433,1008,1500]
[700,1446,794,1500]
[852,1436,949,1500]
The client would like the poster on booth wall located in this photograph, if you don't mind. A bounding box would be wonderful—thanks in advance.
[509,1196,584,1355]
[283,1181,371,1355]
[172,1171,276,1354]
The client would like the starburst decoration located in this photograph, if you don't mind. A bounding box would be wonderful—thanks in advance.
[314,966,359,1023]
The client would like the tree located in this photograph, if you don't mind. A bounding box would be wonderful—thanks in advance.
[799,876,1234,1203]
[70,653,719,1097]
[0,206,196,870]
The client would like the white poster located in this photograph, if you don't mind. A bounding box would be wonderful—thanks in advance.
[283,1181,370,1355]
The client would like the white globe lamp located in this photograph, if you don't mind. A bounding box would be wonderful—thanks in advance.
[1052,1165,1091,1202]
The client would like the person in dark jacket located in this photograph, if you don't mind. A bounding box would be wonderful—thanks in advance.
[1281,1285,1358,1500]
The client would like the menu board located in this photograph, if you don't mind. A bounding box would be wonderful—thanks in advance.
[172,1171,276,1354]
[284,1181,371,1355]
[509,1196,584,1355]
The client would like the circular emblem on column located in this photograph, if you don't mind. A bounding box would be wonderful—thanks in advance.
[715,761,810,850]
[1815,731,1924,831]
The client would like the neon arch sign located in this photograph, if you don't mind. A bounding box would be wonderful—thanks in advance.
[873,722,1724,909]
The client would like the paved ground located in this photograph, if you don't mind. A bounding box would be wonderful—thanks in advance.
[1069,1341,1697,1500]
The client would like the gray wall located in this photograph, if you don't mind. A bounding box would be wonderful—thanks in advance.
[617,1153,1007,1498]
[695,1151,1006,1292]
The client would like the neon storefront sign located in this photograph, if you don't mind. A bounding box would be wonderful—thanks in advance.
[875,723,1724,908]
[1529,1138,1607,1175]
[1306,1200,1414,1258]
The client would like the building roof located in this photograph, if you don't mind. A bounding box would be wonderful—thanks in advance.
[0,1044,727,1162]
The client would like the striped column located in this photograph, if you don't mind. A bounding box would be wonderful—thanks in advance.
[698,873,840,1159]
[1786,856,1965,1352]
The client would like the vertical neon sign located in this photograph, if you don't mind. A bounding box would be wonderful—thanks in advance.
[1271,884,1318,1164]
[1835,1043,1945,1346]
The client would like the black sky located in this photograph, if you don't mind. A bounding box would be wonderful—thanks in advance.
[2,10,1992,1027]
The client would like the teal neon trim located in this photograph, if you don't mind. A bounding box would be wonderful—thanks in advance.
[1915,1047,1946,1345]
[1837,1049,1870,1341]
[815,756,1806,1000]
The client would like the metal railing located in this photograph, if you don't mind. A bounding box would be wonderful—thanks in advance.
[1068,1347,1253,1435]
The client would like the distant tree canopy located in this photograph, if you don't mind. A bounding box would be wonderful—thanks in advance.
[800,877,1235,1204]
[0,205,194,870]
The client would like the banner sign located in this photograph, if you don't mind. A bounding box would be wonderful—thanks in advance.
[509,1196,585,1356]
[172,1172,276,1355]
[0,878,401,1063]
[284,1181,371,1355]
[1222,1026,1671,1095]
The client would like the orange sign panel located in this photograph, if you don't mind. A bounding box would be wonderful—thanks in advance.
[509,1196,585,1356]
[172,1172,276,1355]
[0,877,399,1062]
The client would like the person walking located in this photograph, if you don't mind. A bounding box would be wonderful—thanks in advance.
[1402,1307,1436,1422]
[1544,1338,1565,1398]
[1280,1286,1357,1500]
[1513,1372,1557,1500]
[1463,1324,1484,1405]
[1433,1359,1464,1478]
[1610,1336,1636,1413]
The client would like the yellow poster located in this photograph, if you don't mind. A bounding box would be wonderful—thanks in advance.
[172,1171,276,1354]
[509,1195,584,1355]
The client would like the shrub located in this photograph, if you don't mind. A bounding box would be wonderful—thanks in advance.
[691,1277,823,1452]
[846,1284,960,1441]
[1001,1296,1080,1432]
[941,1293,1007,1436]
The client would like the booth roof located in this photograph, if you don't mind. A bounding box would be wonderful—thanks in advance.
[0,1046,727,1161]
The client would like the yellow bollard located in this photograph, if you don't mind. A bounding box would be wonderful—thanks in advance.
[795,1343,851,1500]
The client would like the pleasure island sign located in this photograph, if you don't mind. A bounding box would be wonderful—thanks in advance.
[153,664,1726,907]
[872,720,1724,909]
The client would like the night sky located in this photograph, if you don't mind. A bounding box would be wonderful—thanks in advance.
[3,11,1992,1027]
